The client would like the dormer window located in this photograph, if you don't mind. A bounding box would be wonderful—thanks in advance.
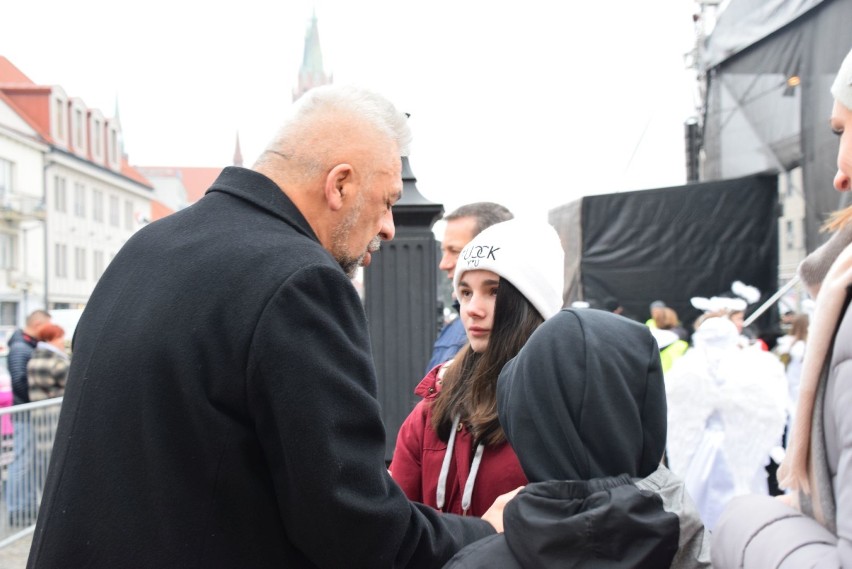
[88,109,105,164]
[55,99,65,139]
[50,88,69,147]
[106,120,121,171]
[70,99,88,156]
[93,119,102,155]
[110,130,117,160]
[74,109,83,146]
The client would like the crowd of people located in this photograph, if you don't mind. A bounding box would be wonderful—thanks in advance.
[2,45,848,569]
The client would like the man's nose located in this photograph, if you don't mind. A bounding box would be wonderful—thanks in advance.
[380,209,396,241]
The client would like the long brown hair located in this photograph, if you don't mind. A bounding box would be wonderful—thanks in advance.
[430,278,544,446]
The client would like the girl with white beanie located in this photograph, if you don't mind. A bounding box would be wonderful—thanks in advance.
[712,46,852,568]
[390,218,564,517]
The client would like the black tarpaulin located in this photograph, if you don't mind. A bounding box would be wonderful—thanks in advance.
[550,175,779,335]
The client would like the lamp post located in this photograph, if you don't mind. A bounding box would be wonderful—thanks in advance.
[364,156,443,461]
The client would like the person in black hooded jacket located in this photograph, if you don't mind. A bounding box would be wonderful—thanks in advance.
[444,308,710,569]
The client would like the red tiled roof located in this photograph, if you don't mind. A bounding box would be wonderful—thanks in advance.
[0,56,35,85]
[150,199,175,222]
[0,89,43,137]
[120,156,153,189]
[137,166,222,204]
[0,58,50,142]
[0,85,53,143]
[0,57,151,189]
[179,167,222,203]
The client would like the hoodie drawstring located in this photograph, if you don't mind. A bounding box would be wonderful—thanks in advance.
[462,443,484,513]
[436,414,485,514]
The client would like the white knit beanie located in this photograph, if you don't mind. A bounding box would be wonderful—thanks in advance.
[832,47,852,111]
[453,219,565,320]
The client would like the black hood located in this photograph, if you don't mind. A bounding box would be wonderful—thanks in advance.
[497,308,666,482]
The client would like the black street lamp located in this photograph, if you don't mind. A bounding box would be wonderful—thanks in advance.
[364,156,443,462]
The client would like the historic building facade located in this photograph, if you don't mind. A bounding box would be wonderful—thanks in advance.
[0,57,153,324]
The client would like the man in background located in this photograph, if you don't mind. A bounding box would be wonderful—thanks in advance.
[426,202,513,372]
[6,308,50,526]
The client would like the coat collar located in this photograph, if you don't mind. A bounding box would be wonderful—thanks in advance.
[205,167,319,243]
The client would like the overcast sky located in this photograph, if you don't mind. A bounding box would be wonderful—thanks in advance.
[2,1,701,224]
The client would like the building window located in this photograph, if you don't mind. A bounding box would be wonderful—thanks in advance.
[0,233,14,269]
[73,107,84,149]
[0,158,11,205]
[93,118,102,158]
[93,250,104,280]
[109,128,119,165]
[786,220,795,250]
[124,200,133,230]
[74,182,86,217]
[55,98,65,140]
[92,189,104,222]
[109,195,119,226]
[88,111,106,162]
[55,243,67,278]
[75,247,86,280]
[0,302,16,326]
[54,176,67,212]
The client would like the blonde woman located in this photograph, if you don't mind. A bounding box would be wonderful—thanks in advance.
[713,47,852,568]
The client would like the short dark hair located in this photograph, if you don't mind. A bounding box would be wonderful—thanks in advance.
[26,310,51,327]
[445,202,513,237]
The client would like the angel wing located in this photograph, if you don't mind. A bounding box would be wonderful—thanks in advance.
[715,350,788,493]
[664,351,718,478]
[665,348,787,495]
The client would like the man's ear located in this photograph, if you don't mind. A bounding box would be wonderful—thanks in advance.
[324,163,353,212]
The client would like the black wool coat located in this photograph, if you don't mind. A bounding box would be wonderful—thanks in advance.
[28,167,493,569]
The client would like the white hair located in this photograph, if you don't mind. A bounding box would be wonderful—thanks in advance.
[256,85,411,179]
[292,85,411,156]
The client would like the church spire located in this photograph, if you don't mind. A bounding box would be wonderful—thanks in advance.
[292,9,332,102]
[233,131,243,167]
[114,94,125,157]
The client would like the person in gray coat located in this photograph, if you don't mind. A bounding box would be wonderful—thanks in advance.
[712,46,852,568]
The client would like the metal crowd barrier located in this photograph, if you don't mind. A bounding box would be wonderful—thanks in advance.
[0,398,63,548]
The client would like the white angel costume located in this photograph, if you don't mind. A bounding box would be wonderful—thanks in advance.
[665,317,788,531]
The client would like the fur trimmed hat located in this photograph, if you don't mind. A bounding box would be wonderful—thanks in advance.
[453,219,565,320]
[832,48,852,111]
